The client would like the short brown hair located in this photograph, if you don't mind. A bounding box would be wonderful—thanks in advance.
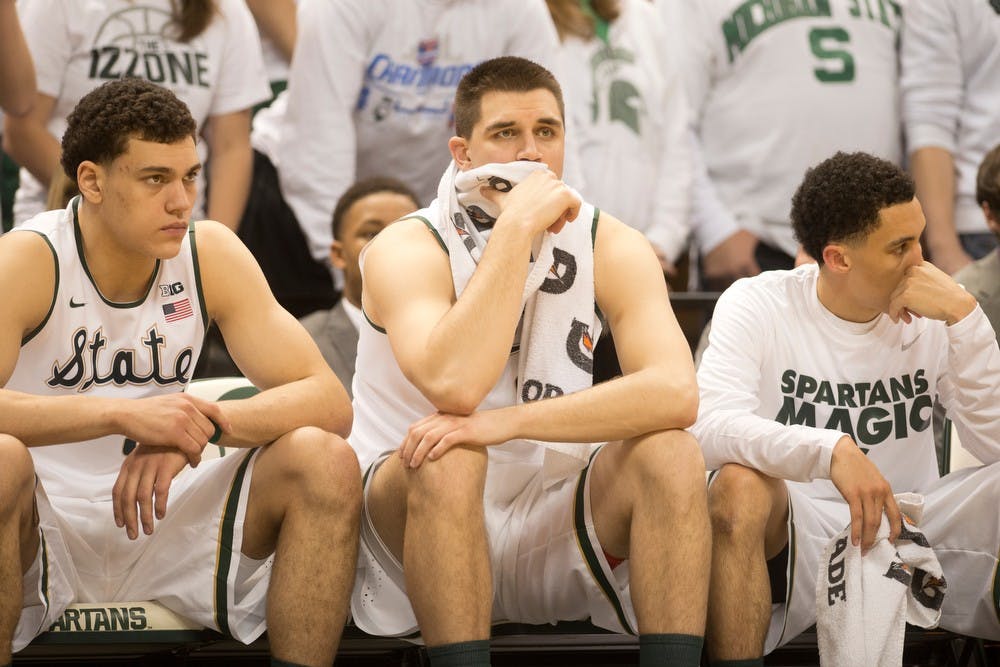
[976,143,1000,215]
[61,79,197,182]
[453,56,565,139]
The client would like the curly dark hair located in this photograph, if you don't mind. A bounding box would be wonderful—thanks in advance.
[332,177,419,241]
[453,56,564,139]
[976,143,1000,215]
[791,152,915,265]
[61,78,197,182]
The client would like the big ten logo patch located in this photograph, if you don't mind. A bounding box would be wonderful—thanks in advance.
[159,282,184,297]
[775,369,932,448]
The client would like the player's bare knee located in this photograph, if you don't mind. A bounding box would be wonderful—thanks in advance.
[405,445,486,514]
[271,427,361,506]
[625,429,706,498]
[0,435,35,516]
[708,464,777,540]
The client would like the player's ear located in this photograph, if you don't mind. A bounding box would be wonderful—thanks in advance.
[76,161,103,204]
[822,242,851,273]
[449,136,472,170]
[329,240,347,270]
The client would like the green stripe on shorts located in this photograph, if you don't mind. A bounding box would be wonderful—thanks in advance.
[214,448,257,636]
[573,450,635,635]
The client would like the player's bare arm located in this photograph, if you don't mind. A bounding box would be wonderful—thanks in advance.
[0,0,36,116]
[910,147,971,274]
[401,214,698,467]
[1,92,59,188]
[365,171,579,414]
[203,110,253,232]
[197,219,352,443]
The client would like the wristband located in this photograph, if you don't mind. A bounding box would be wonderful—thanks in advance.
[208,419,222,445]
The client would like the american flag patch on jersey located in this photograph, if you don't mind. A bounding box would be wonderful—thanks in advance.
[162,298,193,323]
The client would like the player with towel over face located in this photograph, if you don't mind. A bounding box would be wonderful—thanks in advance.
[347,56,710,667]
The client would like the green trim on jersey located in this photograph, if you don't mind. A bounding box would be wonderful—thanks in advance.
[411,215,447,254]
[591,207,600,249]
[188,221,209,333]
[573,449,635,635]
[72,197,161,309]
[591,207,605,326]
[20,230,60,346]
[214,448,256,636]
[362,307,387,334]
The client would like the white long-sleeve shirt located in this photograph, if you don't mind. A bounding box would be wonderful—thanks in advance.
[671,0,902,255]
[901,0,1000,236]
[555,0,691,262]
[693,265,1000,500]
[251,0,571,262]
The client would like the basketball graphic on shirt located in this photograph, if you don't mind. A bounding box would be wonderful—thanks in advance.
[88,6,209,90]
[94,6,173,50]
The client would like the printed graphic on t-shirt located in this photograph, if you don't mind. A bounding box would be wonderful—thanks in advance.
[720,0,900,84]
[356,37,476,123]
[87,6,210,88]
[590,45,643,135]
[774,368,932,449]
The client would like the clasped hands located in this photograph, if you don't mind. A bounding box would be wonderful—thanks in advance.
[111,393,230,539]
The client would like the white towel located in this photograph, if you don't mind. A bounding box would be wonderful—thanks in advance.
[816,493,947,667]
[432,160,603,487]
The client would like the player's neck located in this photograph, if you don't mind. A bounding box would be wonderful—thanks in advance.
[816,270,881,324]
[77,205,158,303]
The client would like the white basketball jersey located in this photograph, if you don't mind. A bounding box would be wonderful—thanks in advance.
[7,199,206,500]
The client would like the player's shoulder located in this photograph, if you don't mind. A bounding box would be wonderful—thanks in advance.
[0,229,61,337]
[191,218,243,255]
[721,265,816,313]
[593,209,645,249]
[366,214,448,262]
[0,228,59,277]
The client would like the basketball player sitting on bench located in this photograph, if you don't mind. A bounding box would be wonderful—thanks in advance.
[0,79,360,667]
[347,56,710,667]
[694,151,1000,665]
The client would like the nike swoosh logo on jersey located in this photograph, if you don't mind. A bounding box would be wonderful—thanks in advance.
[69,298,86,308]
[901,332,923,351]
